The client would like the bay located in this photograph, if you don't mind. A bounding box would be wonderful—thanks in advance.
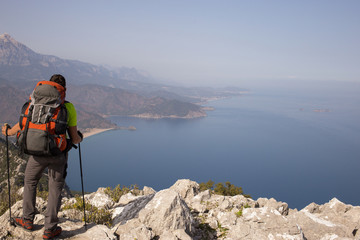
[66,81,360,209]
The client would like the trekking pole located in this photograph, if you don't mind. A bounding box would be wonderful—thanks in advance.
[78,142,87,229]
[5,124,15,226]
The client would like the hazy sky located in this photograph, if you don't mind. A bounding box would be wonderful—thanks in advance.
[1,0,360,86]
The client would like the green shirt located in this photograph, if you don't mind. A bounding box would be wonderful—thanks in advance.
[64,102,77,127]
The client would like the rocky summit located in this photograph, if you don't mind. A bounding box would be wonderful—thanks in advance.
[0,179,359,240]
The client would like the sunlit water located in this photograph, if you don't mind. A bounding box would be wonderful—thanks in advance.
[67,81,360,209]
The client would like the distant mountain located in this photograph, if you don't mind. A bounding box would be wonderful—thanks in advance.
[0,32,207,127]
[0,33,245,99]
[0,33,246,127]
[0,33,149,87]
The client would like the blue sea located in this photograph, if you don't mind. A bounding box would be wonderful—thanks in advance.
[66,80,360,209]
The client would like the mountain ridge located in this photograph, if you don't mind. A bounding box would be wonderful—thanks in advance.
[0,33,210,127]
[0,33,146,86]
[0,33,245,98]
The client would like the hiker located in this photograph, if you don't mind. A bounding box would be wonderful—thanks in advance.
[1,74,83,239]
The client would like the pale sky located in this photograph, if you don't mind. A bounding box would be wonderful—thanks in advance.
[1,0,360,87]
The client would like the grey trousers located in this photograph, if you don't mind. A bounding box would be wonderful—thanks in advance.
[23,153,67,230]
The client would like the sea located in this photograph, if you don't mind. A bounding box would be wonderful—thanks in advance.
[66,80,360,209]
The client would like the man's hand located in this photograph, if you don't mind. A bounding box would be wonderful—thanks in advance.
[1,123,20,136]
[68,126,82,144]
[2,123,11,136]
[77,131,83,142]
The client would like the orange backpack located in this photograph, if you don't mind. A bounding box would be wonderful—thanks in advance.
[17,81,68,156]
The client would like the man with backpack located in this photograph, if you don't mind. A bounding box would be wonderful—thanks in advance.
[1,74,83,239]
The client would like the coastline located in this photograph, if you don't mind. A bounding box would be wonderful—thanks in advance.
[82,128,115,138]
[129,110,207,119]
[80,96,242,136]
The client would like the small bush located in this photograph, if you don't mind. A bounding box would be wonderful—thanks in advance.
[199,180,251,198]
[199,180,214,192]
[235,209,243,217]
[104,184,139,202]
[87,207,112,226]
[215,182,243,196]
[62,196,112,226]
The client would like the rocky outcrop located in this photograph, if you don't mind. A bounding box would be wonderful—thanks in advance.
[1,179,359,239]
[112,189,194,240]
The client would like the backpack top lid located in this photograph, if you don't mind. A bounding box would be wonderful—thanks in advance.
[32,80,66,104]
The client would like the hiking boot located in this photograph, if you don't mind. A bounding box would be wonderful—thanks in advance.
[42,226,62,239]
[13,217,33,231]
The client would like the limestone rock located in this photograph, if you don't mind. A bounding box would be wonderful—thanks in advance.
[85,187,114,209]
[303,202,321,213]
[58,221,117,240]
[112,193,155,226]
[169,179,200,204]
[1,179,360,240]
[236,206,302,239]
[0,201,116,240]
[138,189,194,236]
[289,198,360,239]
[256,197,289,216]
[160,229,193,240]
[142,186,156,196]
[117,192,140,205]
[113,188,193,238]
[114,219,154,240]
[190,189,212,213]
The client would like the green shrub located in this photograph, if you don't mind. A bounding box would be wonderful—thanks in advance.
[199,180,214,192]
[62,196,112,226]
[235,209,243,217]
[87,207,112,227]
[63,196,92,211]
[215,182,243,196]
[199,180,251,198]
[104,184,139,202]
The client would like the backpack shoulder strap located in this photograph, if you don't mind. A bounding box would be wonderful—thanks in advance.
[18,104,34,155]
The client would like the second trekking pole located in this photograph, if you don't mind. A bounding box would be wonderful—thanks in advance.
[78,142,87,229]
[5,124,15,226]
